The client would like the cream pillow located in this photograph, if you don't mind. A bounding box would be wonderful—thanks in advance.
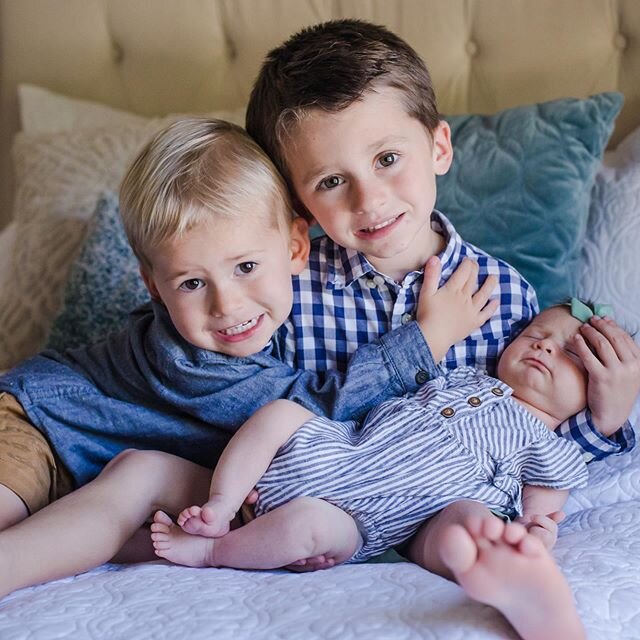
[18,84,245,134]
[578,125,640,342]
[18,84,150,134]
[0,89,245,369]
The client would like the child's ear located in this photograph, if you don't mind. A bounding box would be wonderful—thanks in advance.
[432,120,454,176]
[289,217,311,275]
[140,266,163,302]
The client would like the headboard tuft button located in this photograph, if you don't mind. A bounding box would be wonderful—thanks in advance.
[111,42,125,64]
[465,41,479,57]
[614,33,627,51]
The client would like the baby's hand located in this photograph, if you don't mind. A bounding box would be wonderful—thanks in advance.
[573,316,640,436]
[285,554,336,573]
[178,496,235,538]
[416,256,499,362]
[516,511,564,550]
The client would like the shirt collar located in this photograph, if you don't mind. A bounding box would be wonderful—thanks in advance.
[326,239,375,288]
[325,210,464,288]
[433,210,466,281]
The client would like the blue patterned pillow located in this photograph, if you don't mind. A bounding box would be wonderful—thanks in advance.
[47,194,149,350]
[437,92,623,308]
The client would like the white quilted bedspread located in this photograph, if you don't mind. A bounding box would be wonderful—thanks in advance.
[1,414,639,640]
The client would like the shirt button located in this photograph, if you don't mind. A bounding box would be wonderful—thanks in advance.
[415,369,429,385]
[365,278,377,289]
[467,396,482,407]
[401,312,413,325]
[372,275,385,286]
[440,407,455,418]
[491,387,504,396]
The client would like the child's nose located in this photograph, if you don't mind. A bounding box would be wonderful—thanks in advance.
[352,177,386,215]
[209,285,243,317]
[533,338,554,354]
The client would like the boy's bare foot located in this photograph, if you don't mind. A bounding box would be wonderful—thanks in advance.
[439,515,585,640]
[151,510,216,568]
[177,495,235,537]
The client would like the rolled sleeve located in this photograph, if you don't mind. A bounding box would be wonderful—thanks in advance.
[556,408,636,463]
[379,321,440,394]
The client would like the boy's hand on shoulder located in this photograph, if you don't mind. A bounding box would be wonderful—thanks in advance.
[416,256,499,362]
[574,316,640,436]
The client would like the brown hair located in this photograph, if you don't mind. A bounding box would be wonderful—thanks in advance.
[246,19,440,193]
[119,117,292,270]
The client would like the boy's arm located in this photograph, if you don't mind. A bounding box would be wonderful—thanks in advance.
[556,316,640,462]
[285,256,498,420]
[281,322,438,421]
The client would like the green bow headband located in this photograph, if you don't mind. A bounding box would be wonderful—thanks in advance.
[568,298,614,323]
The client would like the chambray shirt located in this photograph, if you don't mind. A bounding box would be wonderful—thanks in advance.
[0,301,436,486]
[278,211,635,462]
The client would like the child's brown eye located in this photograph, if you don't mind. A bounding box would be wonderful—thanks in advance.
[320,176,344,190]
[180,278,204,291]
[237,262,257,275]
[378,153,398,167]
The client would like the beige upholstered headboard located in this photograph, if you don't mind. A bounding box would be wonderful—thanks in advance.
[1,0,639,230]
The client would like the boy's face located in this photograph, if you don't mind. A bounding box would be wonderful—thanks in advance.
[283,86,453,280]
[497,307,587,423]
[141,212,309,357]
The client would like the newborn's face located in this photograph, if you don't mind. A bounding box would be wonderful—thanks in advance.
[498,307,587,423]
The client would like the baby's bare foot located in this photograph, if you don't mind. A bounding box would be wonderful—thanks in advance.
[439,515,584,640]
[151,510,216,568]
[178,496,234,537]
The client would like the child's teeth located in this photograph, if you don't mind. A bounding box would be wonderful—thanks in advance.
[365,217,397,232]
[221,317,259,336]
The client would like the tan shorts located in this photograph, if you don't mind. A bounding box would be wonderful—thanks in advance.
[0,392,74,514]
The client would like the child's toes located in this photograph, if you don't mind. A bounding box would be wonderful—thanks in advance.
[503,521,527,545]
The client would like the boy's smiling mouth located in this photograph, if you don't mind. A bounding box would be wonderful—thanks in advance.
[358,213,404,236]
[218,314,263,338]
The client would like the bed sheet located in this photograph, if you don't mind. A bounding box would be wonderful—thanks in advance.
[1,413,638,640]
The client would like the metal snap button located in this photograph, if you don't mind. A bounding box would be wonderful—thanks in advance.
[440,407,455,418]
[415,370,429,385]
[468,396,481,407]
[491,387,504,396]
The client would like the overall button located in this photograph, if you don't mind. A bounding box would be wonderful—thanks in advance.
[401,312,413,325]
[467,396,482,407]
[440,407,455,418]
[490,387,504,396]
[415,369,429,385]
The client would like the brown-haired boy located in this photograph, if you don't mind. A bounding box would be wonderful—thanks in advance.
[245,15,639,582]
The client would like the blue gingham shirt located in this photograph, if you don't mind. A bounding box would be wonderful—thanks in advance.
[278,211,634,462]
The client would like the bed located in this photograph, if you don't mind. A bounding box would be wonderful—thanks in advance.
[1,1,639,638]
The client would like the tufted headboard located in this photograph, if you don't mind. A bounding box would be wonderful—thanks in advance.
[1,0,639,230]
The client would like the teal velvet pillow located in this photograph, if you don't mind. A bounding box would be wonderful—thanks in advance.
[47,194,149,350]
[437,92,623,308]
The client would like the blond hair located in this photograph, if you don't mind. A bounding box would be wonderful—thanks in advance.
[119,117,293,270]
